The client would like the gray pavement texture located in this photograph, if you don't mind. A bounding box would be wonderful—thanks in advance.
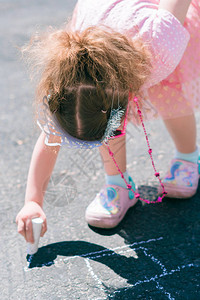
[0,1,199,299]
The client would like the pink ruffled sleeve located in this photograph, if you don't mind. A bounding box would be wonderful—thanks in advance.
[141,8,190,89]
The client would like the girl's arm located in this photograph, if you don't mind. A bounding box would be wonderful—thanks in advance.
[159,0,192,24]
[25,131,60,206]
[16,131,60,243]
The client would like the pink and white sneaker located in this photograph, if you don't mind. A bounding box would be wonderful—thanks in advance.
[160,159,199,199]
[85,176,137,228]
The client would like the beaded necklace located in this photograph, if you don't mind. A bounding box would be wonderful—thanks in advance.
[104,95,167,204]
[38,93,167,203]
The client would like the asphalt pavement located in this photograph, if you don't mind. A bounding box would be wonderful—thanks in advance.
[0,1,199,299]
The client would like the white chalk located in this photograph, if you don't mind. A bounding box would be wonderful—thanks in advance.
[27,217,43,255]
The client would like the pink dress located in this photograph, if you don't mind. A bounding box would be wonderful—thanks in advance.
[73,0,200,120]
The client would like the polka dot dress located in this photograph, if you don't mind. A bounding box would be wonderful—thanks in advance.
[74,0,200,120]
[147,0,200,120]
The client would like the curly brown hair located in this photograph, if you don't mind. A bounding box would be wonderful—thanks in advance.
[23,26,151,141]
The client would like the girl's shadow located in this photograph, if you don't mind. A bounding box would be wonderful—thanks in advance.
[27,184,200,298]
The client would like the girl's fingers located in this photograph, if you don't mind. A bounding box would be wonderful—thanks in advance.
[17,219,26,239]
[40,218,47,237]
[25,218,34,243]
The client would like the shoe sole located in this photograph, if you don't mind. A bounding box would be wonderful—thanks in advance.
[159,182,198,199]
[86,198,138,229]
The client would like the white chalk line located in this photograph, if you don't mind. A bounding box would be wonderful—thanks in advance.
[142,247,167,274]
[82,243,198,300]
[24,237,162,272]
[23,238,153,272]
[107,262,198,299]
[84,258,106,294]
[155,281,175,300]
[63,237,163,262]
[23,236,199,300]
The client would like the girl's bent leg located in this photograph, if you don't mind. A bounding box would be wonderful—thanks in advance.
[85,135,138,229]
[161,112,199,199]
[163,113,197,153]
[98,135,127,175]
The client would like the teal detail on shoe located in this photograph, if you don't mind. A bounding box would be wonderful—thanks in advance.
[128,176,136,199]
[198,155,200,175]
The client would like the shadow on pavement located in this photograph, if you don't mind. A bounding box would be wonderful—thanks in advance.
[27,184,200,299]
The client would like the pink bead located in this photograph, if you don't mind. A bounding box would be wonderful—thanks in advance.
[148,149,152,154]
[105,97,165,206]
[109,151,114,157]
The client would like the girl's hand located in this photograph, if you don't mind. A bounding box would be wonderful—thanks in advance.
[16,202,47,243]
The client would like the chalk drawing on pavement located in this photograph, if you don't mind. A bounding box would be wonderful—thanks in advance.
[24,237,199,299]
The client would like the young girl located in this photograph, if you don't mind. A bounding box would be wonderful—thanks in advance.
[16,0,200,243]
